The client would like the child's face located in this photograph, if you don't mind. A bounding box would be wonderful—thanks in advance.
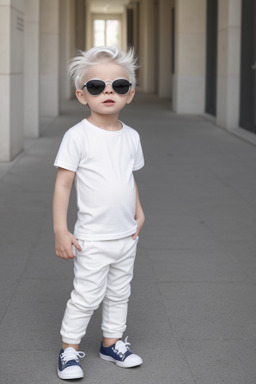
[76,61,135,115]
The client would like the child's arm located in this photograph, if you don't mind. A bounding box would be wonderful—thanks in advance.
[53,167,82,259]
[132,179,145,240]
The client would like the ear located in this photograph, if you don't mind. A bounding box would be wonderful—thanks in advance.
[126,88,135,104]
[76,89,88,105]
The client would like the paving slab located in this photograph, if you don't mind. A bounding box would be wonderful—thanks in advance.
[179,339,256,384]
[159,281,256,340]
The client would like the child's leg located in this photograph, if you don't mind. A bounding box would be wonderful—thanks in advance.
[60,240,112,346]
[62,342,79,351]
[99,237,143,368]
[101,236,138,342]
[102,337,120,348]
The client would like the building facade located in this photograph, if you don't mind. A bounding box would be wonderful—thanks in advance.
[0,0,255,161]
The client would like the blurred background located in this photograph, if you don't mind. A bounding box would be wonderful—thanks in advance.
[1,2,256,383]
[0,0,256,163]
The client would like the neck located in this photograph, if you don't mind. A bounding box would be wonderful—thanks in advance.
[87,112,122,131]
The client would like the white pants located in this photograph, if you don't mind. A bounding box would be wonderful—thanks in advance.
[60,236,138,345]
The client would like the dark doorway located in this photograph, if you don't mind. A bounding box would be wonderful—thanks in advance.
[205,0,218,116]
[240,0,256,133]
[171,8,175,75]
[75,0,85,50]
[127,8,134,48]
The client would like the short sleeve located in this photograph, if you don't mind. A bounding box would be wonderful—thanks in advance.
[133,134,144,171]
[54,130,82,172]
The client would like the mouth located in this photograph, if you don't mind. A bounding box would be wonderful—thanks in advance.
[103,99,115,104]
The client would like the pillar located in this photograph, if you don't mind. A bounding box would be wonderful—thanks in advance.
[24,0,40,137]
[0,0,24,161]
[173,0,206,113]
[40,0,60,116]
[216,0,241,130]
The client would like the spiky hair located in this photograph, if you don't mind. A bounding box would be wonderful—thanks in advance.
[68,46,138,89]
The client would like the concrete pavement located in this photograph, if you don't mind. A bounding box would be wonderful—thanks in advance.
[0,93,256,384]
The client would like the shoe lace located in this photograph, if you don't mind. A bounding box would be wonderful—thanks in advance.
[113,336,131,359]
[61,348,85,364]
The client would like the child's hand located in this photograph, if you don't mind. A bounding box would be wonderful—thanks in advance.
[132,215,145,240]
[55,230,82,259]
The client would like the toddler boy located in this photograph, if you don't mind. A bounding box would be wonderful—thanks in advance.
[53,46,145,380]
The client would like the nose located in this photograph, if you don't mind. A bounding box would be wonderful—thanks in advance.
[103,83,114,94]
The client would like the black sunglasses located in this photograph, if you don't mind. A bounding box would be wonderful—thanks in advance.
[82,78,132,96]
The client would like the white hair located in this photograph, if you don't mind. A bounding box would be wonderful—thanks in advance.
[68,46,138,90]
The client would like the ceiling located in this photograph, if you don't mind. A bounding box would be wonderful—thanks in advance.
[87,0,132,14]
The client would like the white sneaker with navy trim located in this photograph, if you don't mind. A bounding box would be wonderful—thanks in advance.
[57,347,85,380]
[99,336,143,368]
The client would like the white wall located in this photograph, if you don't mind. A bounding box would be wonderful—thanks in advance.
[173,0,206,113]
[0,0,24,161]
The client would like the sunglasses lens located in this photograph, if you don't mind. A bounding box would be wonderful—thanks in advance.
[112,79,131,94]
[86,80,105,95]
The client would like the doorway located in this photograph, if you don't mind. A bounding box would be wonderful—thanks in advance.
[205,0,218,116]
[240,0,256,133]
[92,14,122,47]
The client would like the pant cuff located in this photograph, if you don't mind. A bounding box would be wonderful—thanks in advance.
[62,336,82,345]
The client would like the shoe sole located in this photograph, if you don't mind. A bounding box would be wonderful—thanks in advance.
[99,353,143,368]
[57,369,84,380]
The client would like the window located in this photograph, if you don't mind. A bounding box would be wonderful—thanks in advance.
[93,17,121,47]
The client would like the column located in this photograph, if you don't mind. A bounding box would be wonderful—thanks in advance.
[24,0,40,137]
[216,0,241,130]
[0,0,24,161]
[40,0,60,116]
[173,0,206,113]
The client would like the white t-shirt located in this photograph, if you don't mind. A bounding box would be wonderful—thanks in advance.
[54,119,144,241]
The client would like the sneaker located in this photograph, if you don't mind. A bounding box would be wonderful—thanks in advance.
[57,347,85,380]
[99,336,143,368]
